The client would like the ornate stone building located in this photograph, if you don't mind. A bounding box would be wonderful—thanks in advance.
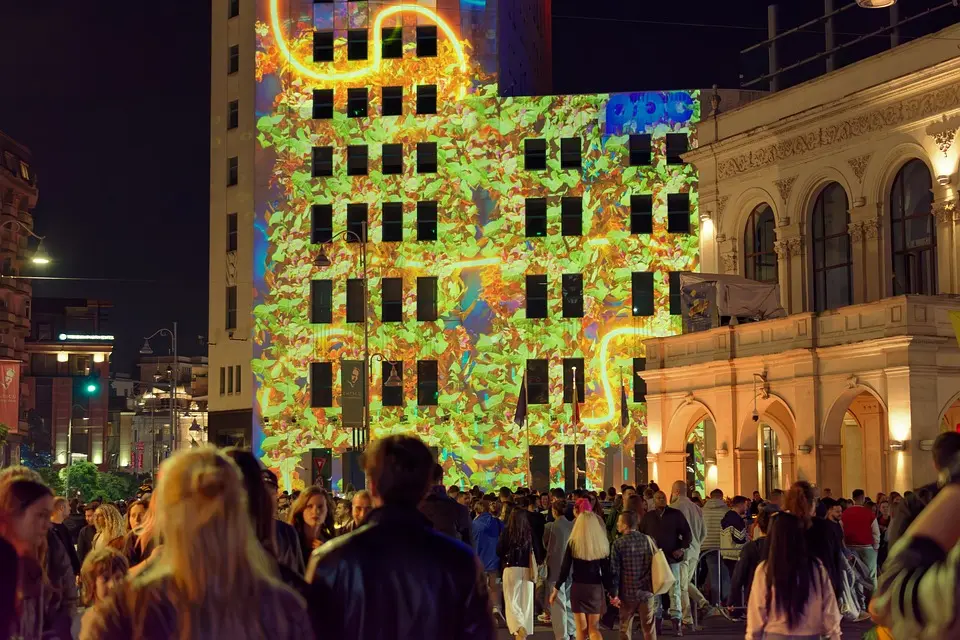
[641,24,960,498]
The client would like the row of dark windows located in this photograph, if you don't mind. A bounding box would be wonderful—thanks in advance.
[308,194,692,242]
[525,133,688,171]
[309,271,683,325]
[312,26,437,63]
[312,85,437,119]
[311,143,437,177]
[308,357,648,408]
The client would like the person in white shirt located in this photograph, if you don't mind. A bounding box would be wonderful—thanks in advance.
[670,480,712,629]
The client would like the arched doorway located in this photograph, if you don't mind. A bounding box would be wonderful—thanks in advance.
[821,388,888,499]
[940,394,960,433]
[736,396,796,497]
[685,418,717,498]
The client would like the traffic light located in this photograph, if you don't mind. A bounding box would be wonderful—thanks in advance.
[82,371,101,396]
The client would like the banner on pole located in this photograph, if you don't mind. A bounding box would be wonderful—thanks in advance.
[340,360,366,428]
[0,361,19,434]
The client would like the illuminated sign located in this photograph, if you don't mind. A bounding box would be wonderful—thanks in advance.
[58,334,115,341]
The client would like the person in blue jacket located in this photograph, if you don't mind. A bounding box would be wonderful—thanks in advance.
[473,498,506,622]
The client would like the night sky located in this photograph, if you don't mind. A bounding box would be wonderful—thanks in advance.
[0,0,950,373]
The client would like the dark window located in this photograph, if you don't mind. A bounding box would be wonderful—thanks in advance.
[891,159,937,295]
[228,45,239,74]
[227,156,238,186]
[312,89,333,119]
[347,30,368,60]
[416,26,437,57]
[667,193,690,234]
[526,359,549,404]
[346,279,364,323]
[382,86,402,116]
[417,360,439,406]
[310,362,333,408]
[219,367,226,395]
[228,0,239,18]
[561,138,581,170]
[311,204,333,243]
[525,198,547,238]
[562,358,585,404]
[629,134,652,166]
[227,366,234,394]
[347,203,367,242]
[382,144,403,175]
[236,365,242,395]
[525,139,547,171]
[744,204,778,283]
[382,277,403,322]
[382,361,403,406]
[417,142,437,173]
[417,201,438,241]
[226,286,238,329]
[416,85,437,114]
[669,271,682,315]
[382,27,403,59]
[382,203,403,242]
[631,272,654,316]
[313,31,334,62]
[347,145,368,176]
[633,357,647,403]
[227,100,239,129]
[562,273,584,318]
[811,183,852,312]
[312,146,333,177]
[665,133,688,164]
[417,276,438,321]
[347,88,368,117]
[310,280,333,324]
[526,274,548,319]
[561,197,582,236]
[631,195,653,234]
[227,213,238,252]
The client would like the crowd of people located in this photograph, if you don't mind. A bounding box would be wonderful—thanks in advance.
[1,429,959,639]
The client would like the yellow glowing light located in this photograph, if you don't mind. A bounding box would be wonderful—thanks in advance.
[57,352,69,363]
[269,2,468,93]
[700,217,714,237]
[648,432,662,455]
[889,411,911,442]
[93,353,105,363]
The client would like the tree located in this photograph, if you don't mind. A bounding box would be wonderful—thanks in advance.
[62,461,100,501]
[95,472,141,502]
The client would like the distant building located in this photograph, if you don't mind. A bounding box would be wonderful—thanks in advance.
[22,299,112,469]
[0,130,39,467]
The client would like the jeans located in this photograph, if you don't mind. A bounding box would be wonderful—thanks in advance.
[549,579,575,640]
[680,551,708,624]
[704,550,729,605]
[668,562,683,621]
[619,597,657,640]
[852,546,878,591]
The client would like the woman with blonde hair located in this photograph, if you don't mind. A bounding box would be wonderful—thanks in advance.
[80,447,312,639]
[287,486,336,563]
[549,500,613,640]
[92,504,125,551]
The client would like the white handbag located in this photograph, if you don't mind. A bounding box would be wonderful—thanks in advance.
[647,535,677,596]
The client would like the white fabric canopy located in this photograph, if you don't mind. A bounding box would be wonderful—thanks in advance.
[679,273,785,320]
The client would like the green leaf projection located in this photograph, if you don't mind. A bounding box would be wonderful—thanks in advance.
[254,0,700,491]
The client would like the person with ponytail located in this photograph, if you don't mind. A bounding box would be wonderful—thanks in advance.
[746,511,841,639]
[784,481,843,599]
[80,447,313,639]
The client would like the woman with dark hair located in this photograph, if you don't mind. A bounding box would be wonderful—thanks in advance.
[287,486,336,564]
[784,481,843,598]
[497,508,535,639]
[746,512,841,639]
[121,499,153,568]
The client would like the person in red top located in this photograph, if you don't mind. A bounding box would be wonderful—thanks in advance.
[841,489,880,588]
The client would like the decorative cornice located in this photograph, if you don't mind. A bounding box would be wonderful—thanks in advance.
[847,153,872,184]
[774,175,798,205]
[717,83,960,180]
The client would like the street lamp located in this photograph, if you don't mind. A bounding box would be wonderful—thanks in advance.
[140,323,179,458]
[63,404,90,497]
[856,0,896,7]
[0,218,51,265]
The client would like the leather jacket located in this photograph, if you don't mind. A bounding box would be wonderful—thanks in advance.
[306,504,495,640]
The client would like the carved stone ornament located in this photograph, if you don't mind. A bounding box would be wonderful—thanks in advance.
[847,375,859,390]
[720,249,738,274]
[717,84,960,180]
[848,222,864,244]
[847,153,873,184]
[774,176,798,204]
[933,199,957,225]
[862,218,880,239]
[927,114,960,157]
[774,239,791,259]
[786,236,804,255]
[683,392,695,406]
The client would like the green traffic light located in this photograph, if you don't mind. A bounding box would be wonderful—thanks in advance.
[86,383,98,394]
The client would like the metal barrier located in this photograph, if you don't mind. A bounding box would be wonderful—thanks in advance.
[687,547,748,628]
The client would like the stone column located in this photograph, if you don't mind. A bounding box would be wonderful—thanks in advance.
[817,444,843,496]
[862,217,883,301]
[852,396,888,497]
[933,199,958,294]
[734,448,760,496]
[656,451,688,488]
[885,365,941,492]
[848,221,867,304]
[778,452,797,488]
[774,240,792,314]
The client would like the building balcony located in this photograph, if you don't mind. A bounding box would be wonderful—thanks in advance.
[643,295,960,372]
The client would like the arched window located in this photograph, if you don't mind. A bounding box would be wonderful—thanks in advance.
[890,159,936,295]
[743,204,777,283]
[811,182,852,312]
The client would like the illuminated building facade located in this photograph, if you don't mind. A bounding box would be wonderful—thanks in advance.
[644,24,960,498]
[249,0,703,490]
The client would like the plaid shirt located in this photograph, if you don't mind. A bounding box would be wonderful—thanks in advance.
[609,530,654,601]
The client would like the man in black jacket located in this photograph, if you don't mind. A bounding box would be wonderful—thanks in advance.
[419,463,473,546]
[76,501,99,566]
[306,435,494,640]
[640,490,691,634]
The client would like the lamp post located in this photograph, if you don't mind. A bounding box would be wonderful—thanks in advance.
[63,404,89,498]
[139,323,179,459]
[315,226,371,451]
[0,218,50,266]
